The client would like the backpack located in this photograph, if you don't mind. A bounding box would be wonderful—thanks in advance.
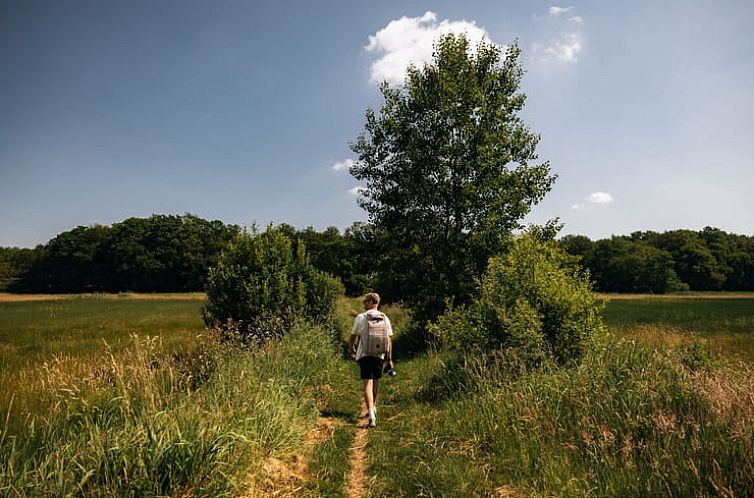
[362,312,389,357]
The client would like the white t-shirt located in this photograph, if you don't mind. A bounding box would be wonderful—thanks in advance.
[351,309,393,361]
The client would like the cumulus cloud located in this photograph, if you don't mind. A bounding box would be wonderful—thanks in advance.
[532,7,585,64]
[586,192,614,204]
[365,11,497,86]
[543,32,583,62]
[572,192,614,210]
[348,186,366,196]
[548,6,573,16]
[332,158,355,171]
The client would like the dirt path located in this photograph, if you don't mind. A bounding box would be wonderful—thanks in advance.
[344,402,369,498]
[245,416,343,497]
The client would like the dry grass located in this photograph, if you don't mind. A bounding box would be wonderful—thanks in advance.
[1,321,345,497]
[0,293,70,302]
[0,292,206,302]
[244,417,348,498]
[692,366,754,440]
[598,292,754,300]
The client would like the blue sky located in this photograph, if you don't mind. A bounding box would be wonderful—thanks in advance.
[1,0,752,247]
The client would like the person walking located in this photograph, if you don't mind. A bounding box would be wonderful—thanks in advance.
[350,292,394,428]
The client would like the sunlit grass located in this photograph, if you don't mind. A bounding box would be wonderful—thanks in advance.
[2,292,752,496]
[0,294,206,437]
[363,294,754,497]
[603,295,754,363]
[0,312,346,496]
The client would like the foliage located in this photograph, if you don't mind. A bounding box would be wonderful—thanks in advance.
[8,214,239,293]
[560,227,754,293]
[644,229,727,290]
[0,246,38,291]
[431,232,605,364]
[583,237,688,293]
[202,225,344,342]
[2,215,381,297]
[350,34,555,323]
[700,226,754,290]
[278,222,375,296]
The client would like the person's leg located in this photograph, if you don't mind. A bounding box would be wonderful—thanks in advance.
[363,379,374,411]
[372,379,380,408]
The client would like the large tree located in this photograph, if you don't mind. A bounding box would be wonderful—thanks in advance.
[351,34,555,321]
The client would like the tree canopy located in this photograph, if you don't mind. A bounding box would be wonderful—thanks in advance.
[351,34,555,322]
[560,228,754,293]
[6,214,239,293]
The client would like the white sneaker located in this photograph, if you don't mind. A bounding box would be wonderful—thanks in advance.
[368,414,376,427]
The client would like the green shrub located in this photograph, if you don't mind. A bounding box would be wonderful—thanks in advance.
[677,341,716,372]
[203,225,344,342]
[430,232,605,363]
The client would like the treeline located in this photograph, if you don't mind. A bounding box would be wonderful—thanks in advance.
[3,216,752,296]
[1,215,240,293]
[0,215,375,295]
[560,227,754,293]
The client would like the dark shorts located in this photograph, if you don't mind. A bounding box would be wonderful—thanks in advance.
[358,356,383,380]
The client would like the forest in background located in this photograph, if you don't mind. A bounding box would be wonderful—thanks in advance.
[1,213,752,295]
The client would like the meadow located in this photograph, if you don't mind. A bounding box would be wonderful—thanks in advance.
[365,294,754,497]
[602,293,754,361]
[0,293,207,438]
[0,293,752,497]
[0,293,359,497]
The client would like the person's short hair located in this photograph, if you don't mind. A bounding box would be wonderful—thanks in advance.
[363,292,381,306]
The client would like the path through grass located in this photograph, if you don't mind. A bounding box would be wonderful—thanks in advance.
[316,293,754,497]
[2,293,752,496]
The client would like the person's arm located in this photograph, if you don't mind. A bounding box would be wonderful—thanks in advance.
[349,333,358,360]
[385,317,394,367]
[385,335,393,367]
[349,315,361,360]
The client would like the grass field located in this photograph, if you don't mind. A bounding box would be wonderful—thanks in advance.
[362,295,754,497]
[0,293,354,497]
[0,293,207,439]
[0,293,205,365]
[602,294,754,362]
[1,292,752,497]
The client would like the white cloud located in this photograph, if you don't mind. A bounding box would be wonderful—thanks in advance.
[348,186,366,196]
[571,192,614,210]
[365,11,497,86]
[543,32,583,62]
[532,7,585,64]
[586,192,614,204]
[332,158,355,171]
[548,6,573,16]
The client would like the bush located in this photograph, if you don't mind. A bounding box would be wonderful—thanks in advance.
[203,226,344,342]
[430,232,605,364]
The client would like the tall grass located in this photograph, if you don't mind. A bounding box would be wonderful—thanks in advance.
[0,295,206,439]
[0,322,345,497]
[367,338,754,497]
[603,297,754,335]
[603,297,754,362]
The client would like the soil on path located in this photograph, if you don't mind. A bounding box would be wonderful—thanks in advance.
[344,401,370,498]
[244,416,344,498]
